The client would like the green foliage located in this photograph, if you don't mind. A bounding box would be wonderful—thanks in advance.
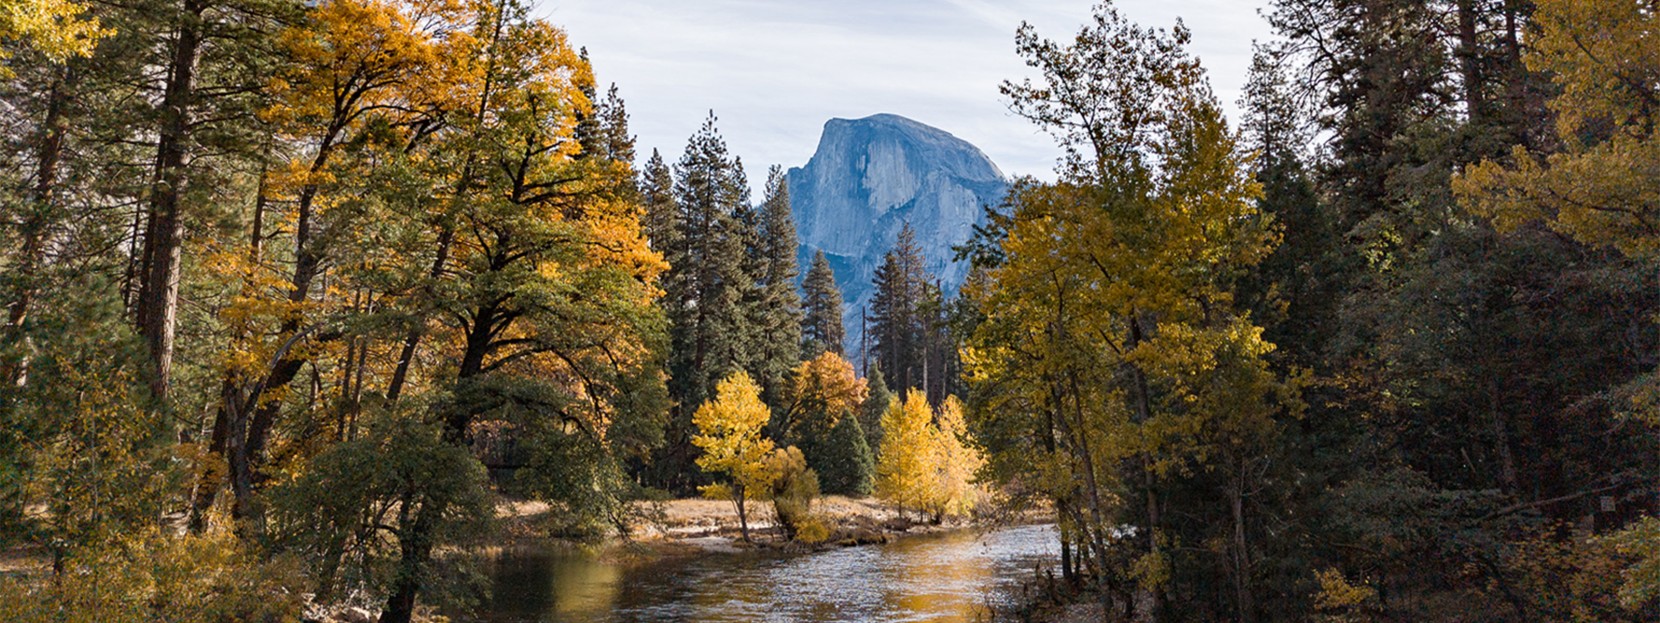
[655,114,759,492]
[266,410,492,605]
[0,274,177,559]
[0,531,305,623]
[858,362,892,454]
[816,411,874,496]
[870,224,948,400]
[748,165,803,405]
[801,250,846,357]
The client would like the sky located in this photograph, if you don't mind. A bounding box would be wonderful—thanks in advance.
[537,0,1277,186]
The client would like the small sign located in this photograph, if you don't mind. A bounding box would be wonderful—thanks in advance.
[1601,495,1617,513]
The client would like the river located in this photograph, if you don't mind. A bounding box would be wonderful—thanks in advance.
[475,523,1059,623]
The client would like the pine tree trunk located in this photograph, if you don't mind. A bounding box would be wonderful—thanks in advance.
[1231,468,1254,623]
[137,0,207,401]
[1456,0,1484,124]
[3,66,73,387]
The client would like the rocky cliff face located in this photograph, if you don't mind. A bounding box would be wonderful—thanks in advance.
[787,113,1009,355]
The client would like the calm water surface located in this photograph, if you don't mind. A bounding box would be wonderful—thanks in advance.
[477,523,1058,623]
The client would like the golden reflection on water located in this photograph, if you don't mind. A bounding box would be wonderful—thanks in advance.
[480,524,1055,623]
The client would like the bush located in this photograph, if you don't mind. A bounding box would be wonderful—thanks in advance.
[764,447,821,541]
[0,531,306,623]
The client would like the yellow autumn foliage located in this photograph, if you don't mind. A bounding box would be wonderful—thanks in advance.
[693,371,777,540]
[0,0,106,73]
[1455,0,1660,259]
[875,390,981,521]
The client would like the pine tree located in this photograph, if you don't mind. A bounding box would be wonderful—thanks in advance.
[748,165,802,405]
[869,223,931,394]
[859,361,893,455]
[801,250,846,357]
[818,412,874,496]
[657,113,754,492]
[596,84,635,164]
[639,149,678,253]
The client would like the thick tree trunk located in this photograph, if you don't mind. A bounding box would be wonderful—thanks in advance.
[1456,0,1484,125]
[137,0,206,401]
[380,497,436,623]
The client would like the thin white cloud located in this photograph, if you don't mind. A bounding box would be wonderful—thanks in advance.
[539,0,1273,187]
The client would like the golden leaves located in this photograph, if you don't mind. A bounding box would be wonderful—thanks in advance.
[1455,0,1660,260]
[875,390,982,519]
[785,351,867,426]
[0,0,107,74]
[692,371,778,495]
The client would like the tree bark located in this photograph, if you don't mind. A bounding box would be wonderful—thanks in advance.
[1231,467,1254,623]
[1456,0,1484,125]
[136,0,207,401]
[3,66,74,388]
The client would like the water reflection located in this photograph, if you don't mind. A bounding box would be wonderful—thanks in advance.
[477,524,1057,623]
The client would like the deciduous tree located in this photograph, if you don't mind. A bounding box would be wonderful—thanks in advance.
[692,371,777,542]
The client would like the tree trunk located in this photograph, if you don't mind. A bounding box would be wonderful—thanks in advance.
[136,0,207,401]
[387,226,454,401]
[1125,315,1168,620]
[1490,380,1519,492]
[3,66,74,388]
[1231,468,1254,623]
[736,485,751,543]
[1456,0,1484,125]
[379,497,435,623]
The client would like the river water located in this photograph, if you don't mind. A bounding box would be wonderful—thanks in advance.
[476,523,1058,623]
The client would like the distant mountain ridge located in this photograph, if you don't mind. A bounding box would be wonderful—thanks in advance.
[787,113,1010,356]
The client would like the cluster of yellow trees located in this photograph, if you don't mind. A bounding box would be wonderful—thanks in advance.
[692,362,982,543]
[875,390,981,522]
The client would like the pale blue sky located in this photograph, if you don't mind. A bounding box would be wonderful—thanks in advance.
[538,1,1275,185]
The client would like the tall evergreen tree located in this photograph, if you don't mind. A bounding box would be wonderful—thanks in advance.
[801,250,845,357]
[748,165,802,405]
[639,149,677,252]
[657,113,753,492]
[869,223,931,394]
[595,84,635,164]
[818,412,874,496]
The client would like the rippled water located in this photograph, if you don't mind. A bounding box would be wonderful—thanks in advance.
[477,524,1058,623]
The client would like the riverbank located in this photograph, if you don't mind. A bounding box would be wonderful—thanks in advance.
[495,495,1007,559]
